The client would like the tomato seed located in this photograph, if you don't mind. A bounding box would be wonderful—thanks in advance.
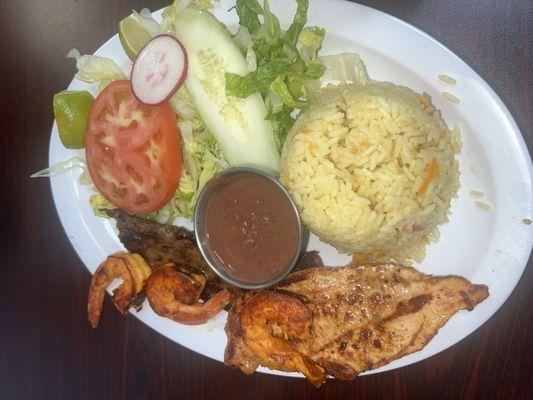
[126,165,143,185]
[119,119,138,131]
[112,183,127,198]
[135,193,149,205]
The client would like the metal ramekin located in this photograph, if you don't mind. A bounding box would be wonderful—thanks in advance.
[194,167,303,290]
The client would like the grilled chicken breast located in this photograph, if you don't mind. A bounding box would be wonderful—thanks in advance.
[225,264,488,384]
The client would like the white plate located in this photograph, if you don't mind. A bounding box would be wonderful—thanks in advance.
[49,0,533,378]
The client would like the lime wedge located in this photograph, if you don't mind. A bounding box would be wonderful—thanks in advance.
[119,13,153,61]
[53,91,94,149]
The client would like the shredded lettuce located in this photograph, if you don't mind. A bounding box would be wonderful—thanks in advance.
[166,68,228,219]
[226,57,293,98]
[179,120,200,184]
[161,0,215,32]
[227,0,325,149]
[90,194,116,217]
[194,0,214,9]
[135,9,161,36]
[30,156,93,186]
[281,0,309,59]
[257,0,281,44]
[299,27,325,65]
[319,52,371,84]
[67,49,126,89]
[269,76,307,109]
[235,0,263,34]
[160,3,179,32]
[233,26,253,51]
[245,47,258,72]
[30,156,85,178]
[266,107,294,151]
[169,86,199,122]
[172,122,228,217]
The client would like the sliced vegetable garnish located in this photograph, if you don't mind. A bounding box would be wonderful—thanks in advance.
[172,6,280,172]
[53,91,94,149]
[118,10,157,61]
[85,80,181,213]
[131,34,188,105]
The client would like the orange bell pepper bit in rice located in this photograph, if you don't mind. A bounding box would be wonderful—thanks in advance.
[416,158,440,196]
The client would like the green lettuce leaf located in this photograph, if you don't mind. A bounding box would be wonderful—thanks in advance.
[235,0,263,34]
[89,194,116,218]
[286,76,306,99]
[266,108,295,152]
[225,73,259,98]
[229,0,325,152]
[282,0,309,59]
[298,26,325,64]
[270,76,307,109]
[257,0,281,42]
[226,57,292,97]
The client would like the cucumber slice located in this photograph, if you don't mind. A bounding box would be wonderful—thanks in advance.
[174,8,280,173]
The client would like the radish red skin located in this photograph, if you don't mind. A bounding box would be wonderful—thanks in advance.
[130,34,189,105]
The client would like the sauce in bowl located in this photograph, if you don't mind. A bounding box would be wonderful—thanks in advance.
[195,168,302,288]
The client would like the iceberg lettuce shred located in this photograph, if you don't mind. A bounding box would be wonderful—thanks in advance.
[67,49,126,89]
[319,52,371,84]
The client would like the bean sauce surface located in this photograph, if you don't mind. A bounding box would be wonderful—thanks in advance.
[205,173,299,284]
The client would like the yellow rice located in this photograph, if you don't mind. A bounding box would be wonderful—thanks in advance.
[280,82,461,263]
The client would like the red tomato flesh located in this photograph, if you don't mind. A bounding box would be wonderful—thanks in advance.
[85,80,181,213]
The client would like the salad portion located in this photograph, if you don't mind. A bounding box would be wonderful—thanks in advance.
[44,0,344,222]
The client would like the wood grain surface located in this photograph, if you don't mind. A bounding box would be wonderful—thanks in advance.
[1,1,531,399]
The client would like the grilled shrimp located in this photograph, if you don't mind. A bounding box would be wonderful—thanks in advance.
[240,291,326,387]
[88,253,151,328]
[145,264,232,325]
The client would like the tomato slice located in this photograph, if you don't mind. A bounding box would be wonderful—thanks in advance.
[85,80,181,214]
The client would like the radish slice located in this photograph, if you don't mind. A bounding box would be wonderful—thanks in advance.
[131,34,188,105]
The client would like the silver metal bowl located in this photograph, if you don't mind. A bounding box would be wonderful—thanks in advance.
[194,167,303,290]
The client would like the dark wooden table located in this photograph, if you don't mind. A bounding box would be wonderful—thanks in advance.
[1,0,531,399]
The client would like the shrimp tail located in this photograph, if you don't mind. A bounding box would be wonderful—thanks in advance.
[145,264,232,325]
[87,253,151,328]
[87,269,110,328]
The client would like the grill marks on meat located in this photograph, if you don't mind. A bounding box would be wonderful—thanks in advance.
[107,209,231,300]
[224,264,488,383]
[108,209,202,267]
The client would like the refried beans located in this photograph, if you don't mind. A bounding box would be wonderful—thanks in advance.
[205,172,299,283]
